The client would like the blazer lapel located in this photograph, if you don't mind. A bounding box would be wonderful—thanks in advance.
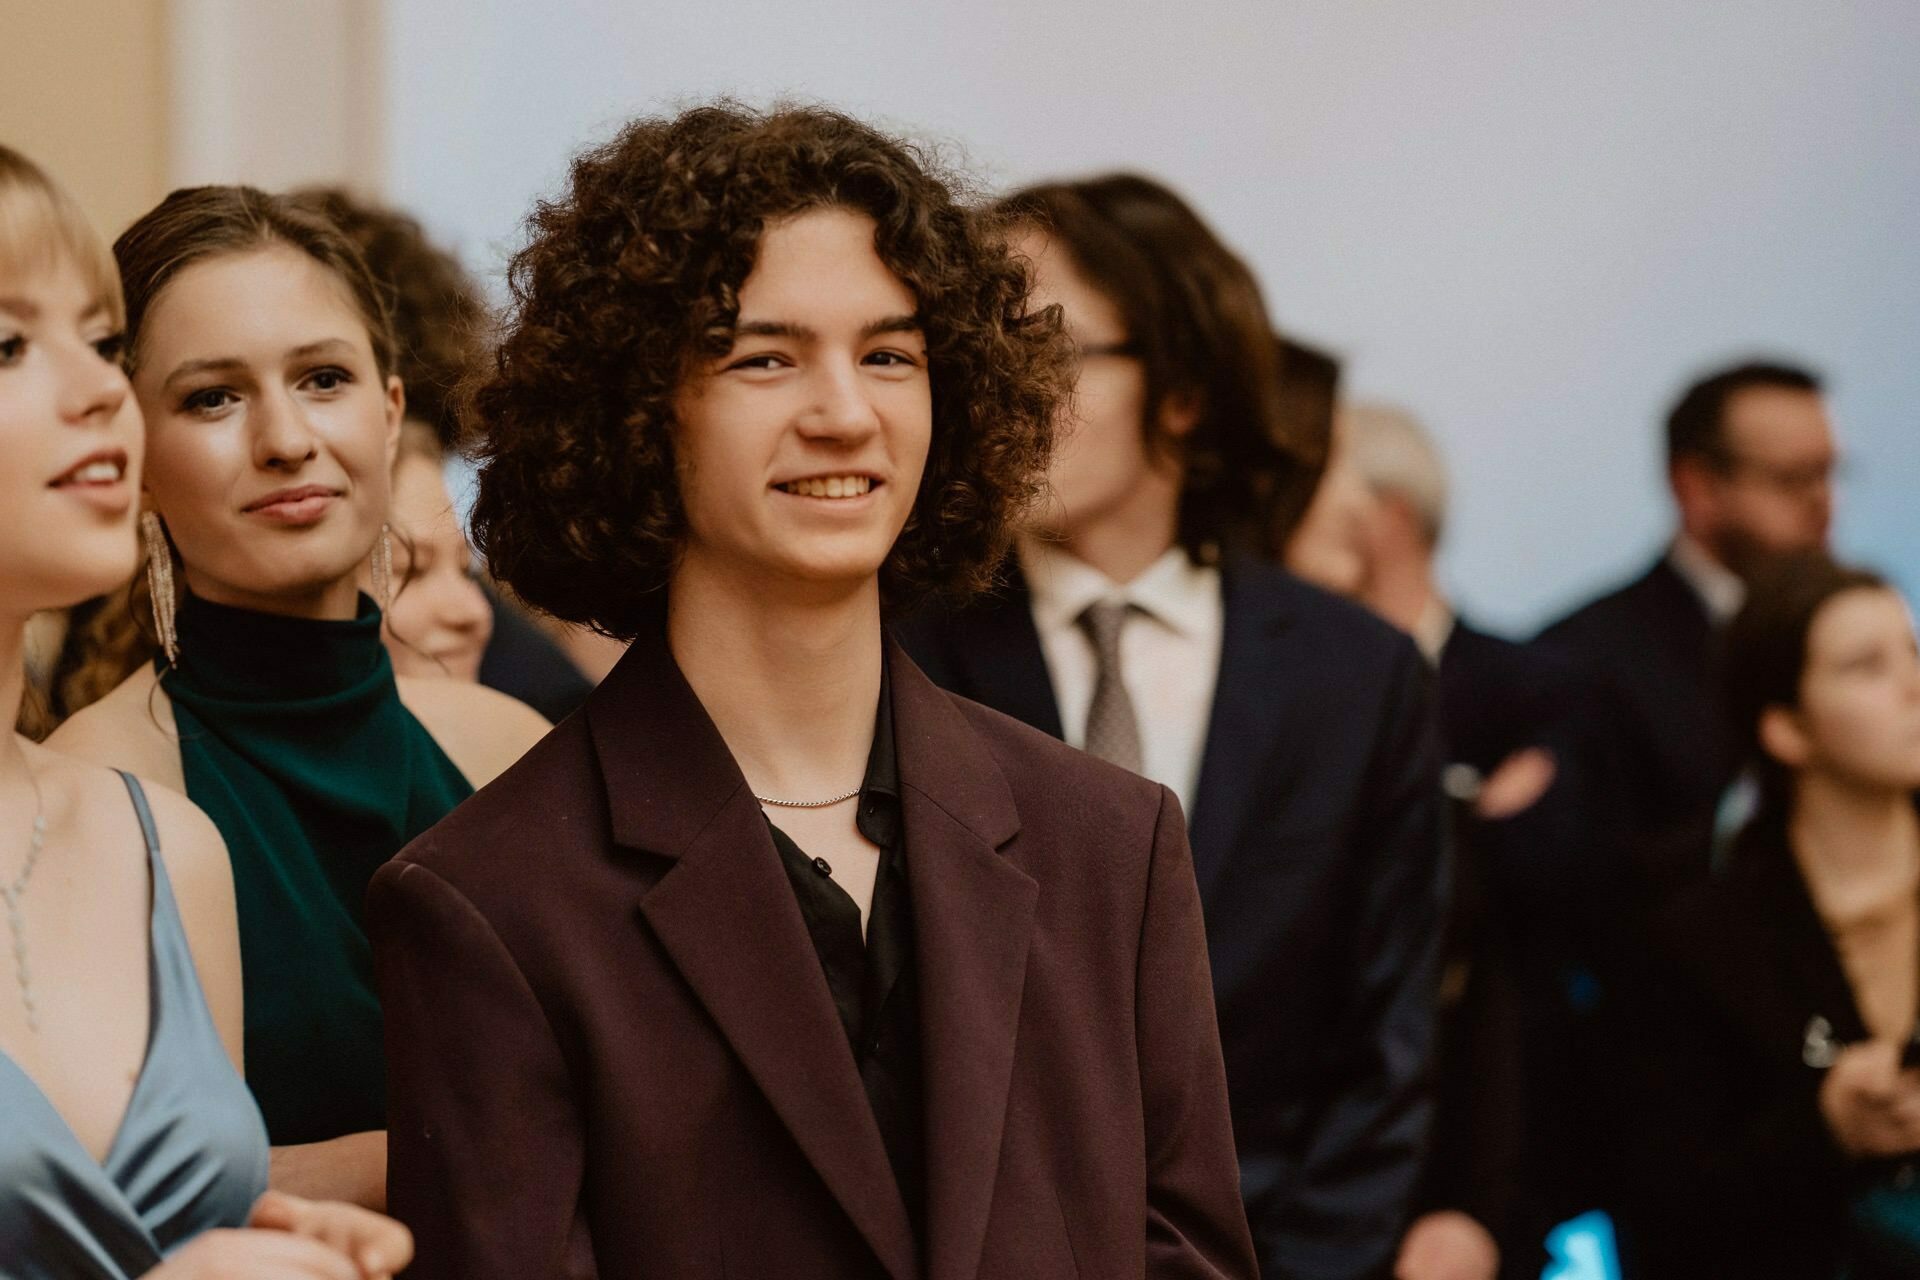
[889,647,1036,1280]
[1187,555,1297,900]
[587,633,918,1280]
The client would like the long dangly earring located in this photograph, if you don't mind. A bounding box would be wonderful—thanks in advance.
[141,511,180,665]
[370,522,394,613]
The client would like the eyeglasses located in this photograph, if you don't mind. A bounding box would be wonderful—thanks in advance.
[1073,340,1141,369]
[1715,452,1846,497]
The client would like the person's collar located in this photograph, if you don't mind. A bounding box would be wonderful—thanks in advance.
[1018,539,1215,636]
[1412,594,1456,666]
[855,654,901,849]
[1668,533,1746,625]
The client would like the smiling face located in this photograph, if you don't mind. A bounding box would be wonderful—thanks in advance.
[1764,587,1920,794]
[0,253,143,616]
[668,207,930,602]
[133,244,402,618]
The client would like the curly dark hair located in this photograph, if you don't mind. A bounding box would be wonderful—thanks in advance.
[292,186,488,451]
[468,102,1071,638]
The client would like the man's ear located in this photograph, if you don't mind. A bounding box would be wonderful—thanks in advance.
[1157,390,1202,440]
[1375,491,1428,552]
[384,374,406,469]
[1759,704,1812,770]
[1670,455,1724,527]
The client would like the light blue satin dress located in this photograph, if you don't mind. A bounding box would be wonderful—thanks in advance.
[0,772,268,1278]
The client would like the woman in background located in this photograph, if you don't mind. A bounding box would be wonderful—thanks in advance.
[0,144,408,1279]
[50,185,548,1210]
[373,421,493,681]
[1618,551,1920,1278]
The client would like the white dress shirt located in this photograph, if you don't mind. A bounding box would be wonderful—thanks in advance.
[1667,534,1746,625]
[1019,540,1224,817]
[1410,595,1456,668]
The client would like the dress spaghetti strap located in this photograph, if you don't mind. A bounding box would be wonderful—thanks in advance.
[115,770,162,861]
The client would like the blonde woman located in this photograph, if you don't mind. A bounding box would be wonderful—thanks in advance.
[0,146,408,1279]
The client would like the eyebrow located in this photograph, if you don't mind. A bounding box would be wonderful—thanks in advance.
[161,337,359,390]
[730,313,923,342]
[0,297,109,323]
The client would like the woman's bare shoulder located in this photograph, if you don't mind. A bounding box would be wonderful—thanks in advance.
[396,676,552,789]
[45,667,184,792]
[139,779,244,1058]
[30,741,245,1064]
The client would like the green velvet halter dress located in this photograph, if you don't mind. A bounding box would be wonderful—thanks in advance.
[161,592,473,1145]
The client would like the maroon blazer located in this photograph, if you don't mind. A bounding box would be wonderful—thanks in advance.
[367,629,1256,1280]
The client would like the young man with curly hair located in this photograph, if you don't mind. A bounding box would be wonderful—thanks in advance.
[365,105,1257,1280]
[896,176,1447,1280]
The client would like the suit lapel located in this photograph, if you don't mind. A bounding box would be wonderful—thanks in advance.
[941,570,1065,741]
[587,634,918,1280]
[1187,556,1297,900]
[889,649,1035,1280]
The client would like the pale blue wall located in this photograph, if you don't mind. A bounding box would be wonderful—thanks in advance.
[386,0,1919,633]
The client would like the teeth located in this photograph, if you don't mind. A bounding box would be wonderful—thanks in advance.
[782,475,872,498]
[58,459,124,486]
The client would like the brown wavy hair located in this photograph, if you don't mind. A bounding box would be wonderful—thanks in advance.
[292,187,486,451]
[999,175,1311,562]
[468,102,1071,638]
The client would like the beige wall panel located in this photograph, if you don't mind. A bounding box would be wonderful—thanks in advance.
[167,0,385,195]
[0,0,172,240]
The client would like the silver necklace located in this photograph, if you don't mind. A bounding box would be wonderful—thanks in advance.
[3,767,48,1033]
[754,786,862,810]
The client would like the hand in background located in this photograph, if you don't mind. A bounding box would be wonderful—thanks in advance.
[1395,1210,1499,1280]
[1475,746,1557,822]
[248,1191,414,1279]
[1820,1040,1920,1159]
[146,1227,361,1280]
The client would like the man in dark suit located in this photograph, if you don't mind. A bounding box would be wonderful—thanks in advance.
[897,176,1445,1280]
[1290,401,1605,1279]
[1533,362,1838,1267]
[1537,360,1838,899]
[368,105,1255,1280]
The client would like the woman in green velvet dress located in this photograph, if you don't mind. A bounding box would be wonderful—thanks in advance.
[51,187,550,1212]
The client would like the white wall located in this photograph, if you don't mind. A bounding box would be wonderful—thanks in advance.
[384,0,1920,632]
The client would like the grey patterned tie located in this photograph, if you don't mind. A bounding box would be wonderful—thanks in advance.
[1077,601,1144,775]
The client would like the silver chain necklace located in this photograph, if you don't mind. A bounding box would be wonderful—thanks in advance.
[753,786,862,810]
[3,767,48,1033]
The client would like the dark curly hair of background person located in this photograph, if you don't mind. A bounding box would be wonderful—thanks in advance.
[464,102,1072,639]
[293,186,488,451]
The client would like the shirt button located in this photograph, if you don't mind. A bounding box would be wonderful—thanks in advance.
[812,856,833,878]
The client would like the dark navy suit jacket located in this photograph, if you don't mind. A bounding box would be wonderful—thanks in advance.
[1427,619,1600,1273]
[897,552,1446,1280]
[1537,555,1732,899]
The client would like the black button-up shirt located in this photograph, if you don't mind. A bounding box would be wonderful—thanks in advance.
[766,661,925,1245]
